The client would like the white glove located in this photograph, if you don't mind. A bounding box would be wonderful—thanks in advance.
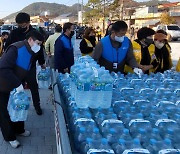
[16,84,24,92]
[133,68,143,78]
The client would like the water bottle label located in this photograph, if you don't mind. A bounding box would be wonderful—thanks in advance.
[133,100,150,105]
[87,149,115,154]
[122,149,150,154]
[155,119,177,126]
[74,118,94,125]
[101,119,123,127]
[159,149,180,154]
[129,119,150,127]
[92,67,98,78]
[156,101,175,107]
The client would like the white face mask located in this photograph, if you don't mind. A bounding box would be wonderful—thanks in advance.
[154,41,165,49]
[115,36,124,43]
[31,43,40,53]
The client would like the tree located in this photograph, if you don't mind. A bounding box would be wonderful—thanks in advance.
[160,12,176,25]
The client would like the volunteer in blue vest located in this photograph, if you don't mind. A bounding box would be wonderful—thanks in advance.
[0,30,44,148]
[92,20,143,75]
[54,22,74,73]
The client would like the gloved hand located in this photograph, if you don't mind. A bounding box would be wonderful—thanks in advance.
[16,84,24,92]
[133,68,143,78]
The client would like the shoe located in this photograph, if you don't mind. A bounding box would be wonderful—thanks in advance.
[9,140,20,148]
[35,106,42,115]
[19,130,31,137]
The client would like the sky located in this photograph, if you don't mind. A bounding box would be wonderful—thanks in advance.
[0,0,178,18]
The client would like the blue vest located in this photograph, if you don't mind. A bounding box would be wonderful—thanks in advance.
[101,36,130,63]
[16,45,32,71]
[60,35,73,51]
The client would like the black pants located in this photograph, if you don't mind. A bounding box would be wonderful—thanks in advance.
[25,67,40,109]
[0,92,25,141]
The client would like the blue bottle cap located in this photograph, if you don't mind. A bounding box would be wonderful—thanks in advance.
[118,139,125,144]
[93,128,99,133]
[152,128,159,133]
[164,138,171,145]
[150,139,157,145]
[139,128,146,134]
[86,138,93,143]
[167,128,173,134]
[80,127,86,132]
[110,128,116,134]
[101,138,108,144]
[123,129,129,134]
[112,114,117,118]
[133,138,141,145]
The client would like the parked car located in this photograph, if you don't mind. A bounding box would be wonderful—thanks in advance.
[1,24,17,35]
[156,24,180,41]
[75,26,86,39]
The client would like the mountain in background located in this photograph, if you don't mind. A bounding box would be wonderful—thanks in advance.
[4,0,172,20]
[3,2,82,20]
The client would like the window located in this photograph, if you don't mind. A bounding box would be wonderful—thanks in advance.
[167,26,180,30]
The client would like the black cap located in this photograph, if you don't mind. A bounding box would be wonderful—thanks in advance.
[137,27,155,40]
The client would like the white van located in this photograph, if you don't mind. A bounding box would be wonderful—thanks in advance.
[156,24,180,41]
[1,24,17,34]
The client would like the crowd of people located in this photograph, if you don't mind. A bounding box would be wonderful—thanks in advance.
[0,11,179,149]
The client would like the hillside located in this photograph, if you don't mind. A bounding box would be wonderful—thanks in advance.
[4,2,82,20]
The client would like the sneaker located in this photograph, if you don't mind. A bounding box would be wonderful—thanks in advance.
[19,130,31,137]
[35,106,42,115]
[9,140,20,148]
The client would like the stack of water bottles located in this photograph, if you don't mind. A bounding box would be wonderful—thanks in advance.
[69,56,113,109]
[57,60,180,153]
[8,89,31,122]
[38,67,51,89]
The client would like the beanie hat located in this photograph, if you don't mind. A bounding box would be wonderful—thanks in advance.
[137,27,155,40]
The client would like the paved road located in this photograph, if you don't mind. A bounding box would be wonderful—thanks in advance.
[0,89,57,154]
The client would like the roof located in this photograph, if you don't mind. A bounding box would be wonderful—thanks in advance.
[158,2,180,9]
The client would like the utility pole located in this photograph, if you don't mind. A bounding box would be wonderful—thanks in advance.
[120,0,124,20]
[81,0,83,26]
[103,0,105,33]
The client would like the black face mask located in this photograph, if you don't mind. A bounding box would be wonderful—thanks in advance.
[70,31,75,38]
[144,38,153,46]
[89,36,96,40]
[18,26,28,33]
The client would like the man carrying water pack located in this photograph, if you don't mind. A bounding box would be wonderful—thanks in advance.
[0,31,44,148]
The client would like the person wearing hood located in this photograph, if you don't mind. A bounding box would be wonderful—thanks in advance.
[4,12,45,115]
[92,21,143,75]
[153,30,173,73]
[124,27,159,74]
[54,22,74,73]
[80,28,96,56]
[0,30,44,148]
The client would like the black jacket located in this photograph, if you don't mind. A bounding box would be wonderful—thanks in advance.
[54,34,74,73]
[0,41,36,92]
[4,25,45,68]
[80,37,96,54]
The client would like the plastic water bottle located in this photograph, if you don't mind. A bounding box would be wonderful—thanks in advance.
[91,108,115,118]
[95,113,117,125]
[147,113,169,125]
[38,68,51,89]
[112,138,147,154]
[112,100,131,114]
[146,139,173,154]
[80,138,115,154]
[100,119,125,133]
[129,119,152,133]
[8,91,30,122]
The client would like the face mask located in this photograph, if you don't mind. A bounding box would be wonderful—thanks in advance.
[70,31,75,38]
[31,43,40,53]
[144,38,153,46]
[154,41,165,49]
[115,36,124,43]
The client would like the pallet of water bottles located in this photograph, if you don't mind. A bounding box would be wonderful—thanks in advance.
[56,56,180,154]
[37,67,51,89]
